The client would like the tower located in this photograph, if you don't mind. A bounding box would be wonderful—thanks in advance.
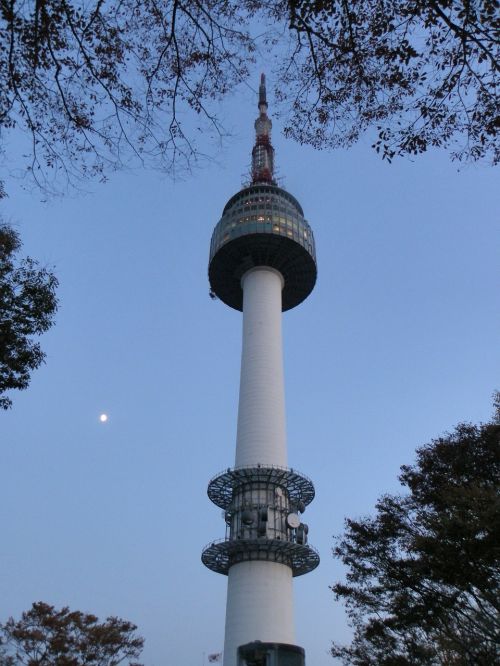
[202,75,319,666]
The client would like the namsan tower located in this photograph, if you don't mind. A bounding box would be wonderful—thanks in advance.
[202,74,319,666]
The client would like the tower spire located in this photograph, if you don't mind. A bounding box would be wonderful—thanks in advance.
[252,73,275,184]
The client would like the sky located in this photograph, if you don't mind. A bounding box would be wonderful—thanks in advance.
[1,74,499,666]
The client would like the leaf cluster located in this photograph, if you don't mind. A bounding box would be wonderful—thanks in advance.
[0,602,144,666]
[331,420,500,664]
[0,224,58,409]
[0,0,256,193]
[275,0,499,163]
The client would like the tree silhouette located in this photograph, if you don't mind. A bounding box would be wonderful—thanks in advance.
[331,413,500,664]
[0,223,58,409]
[0,602,144,666]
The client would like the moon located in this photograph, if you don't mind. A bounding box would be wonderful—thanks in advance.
[99,413,108,423]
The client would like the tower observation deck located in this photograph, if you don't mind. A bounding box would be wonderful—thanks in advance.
[202,74,319,666]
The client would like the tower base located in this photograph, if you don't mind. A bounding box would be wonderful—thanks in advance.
[238,642,305,666]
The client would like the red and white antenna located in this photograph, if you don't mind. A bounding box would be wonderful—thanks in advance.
[251,73,275,185]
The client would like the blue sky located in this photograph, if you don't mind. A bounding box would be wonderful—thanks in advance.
[1,77,498,666]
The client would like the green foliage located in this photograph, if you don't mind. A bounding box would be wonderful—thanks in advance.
[331,416,500,664]
[0,602,144,666]
[0,225,58,409]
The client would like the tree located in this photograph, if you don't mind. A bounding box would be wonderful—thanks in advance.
[493,390,500,423]
[0,0,254,194]
[0,1,498,196]
[331,416,500,664]
[280,0,499,164]
[0,602,144,666]
[0,224,58,409]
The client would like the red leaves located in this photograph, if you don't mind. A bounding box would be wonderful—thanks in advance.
[0,602,144,665]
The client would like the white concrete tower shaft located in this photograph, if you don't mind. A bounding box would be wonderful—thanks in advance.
[235,267,286,468]
[224,266,293,666]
